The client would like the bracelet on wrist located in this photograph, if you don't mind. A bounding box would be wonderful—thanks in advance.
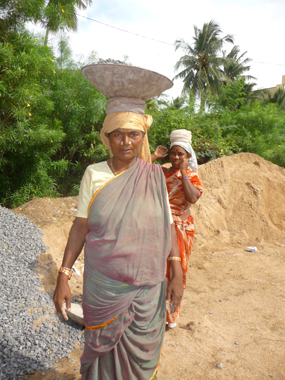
[168,256,181,262]
[181,176,190,182]
[58,266,73,280]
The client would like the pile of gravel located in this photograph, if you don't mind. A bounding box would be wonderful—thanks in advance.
[97,58,127,65]
[0,206,84,380]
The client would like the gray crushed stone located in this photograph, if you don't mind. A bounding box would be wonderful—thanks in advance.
[97,58,127,65]
[0,206,84,380]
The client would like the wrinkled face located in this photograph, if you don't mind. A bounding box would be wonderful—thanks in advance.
[106,128,145,161]
[169,145,191,169]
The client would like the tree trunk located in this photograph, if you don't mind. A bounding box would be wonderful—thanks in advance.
[199,89,205,112]
[44,28,49,46]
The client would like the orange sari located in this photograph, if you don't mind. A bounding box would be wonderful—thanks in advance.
[163,167,203,323]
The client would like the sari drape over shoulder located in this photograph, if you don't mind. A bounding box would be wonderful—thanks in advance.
[163,167,203,324]
[81,159,171,380]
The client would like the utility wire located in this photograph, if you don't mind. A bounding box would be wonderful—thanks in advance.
[76,13,285,67]
[252,61,285,67]
[76,14,173,46]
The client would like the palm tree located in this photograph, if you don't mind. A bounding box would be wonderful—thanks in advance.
[149,94,188,111]
[170,95,187,110]
[222,45,256,83]
[174,20,234,110]
[42,0,92,45]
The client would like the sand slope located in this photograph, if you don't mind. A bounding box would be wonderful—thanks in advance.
[192,153,285,250]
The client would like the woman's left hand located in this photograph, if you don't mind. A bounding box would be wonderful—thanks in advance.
[151,145,168,162]
[166,262,184,313]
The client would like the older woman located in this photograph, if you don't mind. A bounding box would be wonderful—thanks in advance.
[153,130,203,329]
[53,64,184,380]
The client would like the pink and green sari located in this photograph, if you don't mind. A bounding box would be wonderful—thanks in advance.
[80,159,171,380]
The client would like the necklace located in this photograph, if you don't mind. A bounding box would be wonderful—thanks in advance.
[109,158,117,176]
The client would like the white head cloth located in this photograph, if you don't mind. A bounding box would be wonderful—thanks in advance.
[170,129,198,173]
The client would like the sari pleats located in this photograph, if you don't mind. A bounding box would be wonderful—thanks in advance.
[80,160,171,379]
[81,281,166,380]
[166,215,194,323]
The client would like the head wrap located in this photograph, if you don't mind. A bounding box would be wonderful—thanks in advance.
[170,129,198,173]
[100,111,153,163]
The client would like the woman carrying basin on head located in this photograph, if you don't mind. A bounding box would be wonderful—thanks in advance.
[53,63,184,380]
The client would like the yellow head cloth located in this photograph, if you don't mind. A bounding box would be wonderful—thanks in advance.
[100,112,153,163]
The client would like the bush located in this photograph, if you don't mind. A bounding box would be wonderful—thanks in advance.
[0,31,107,207]
[0,30,65,207]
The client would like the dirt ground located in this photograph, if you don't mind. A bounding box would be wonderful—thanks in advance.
[14,153,285,380]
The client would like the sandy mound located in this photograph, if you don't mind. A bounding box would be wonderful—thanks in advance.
[12,153,285,380]
[192,152,285,249]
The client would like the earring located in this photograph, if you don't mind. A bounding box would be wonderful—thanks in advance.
[120,141,123,145]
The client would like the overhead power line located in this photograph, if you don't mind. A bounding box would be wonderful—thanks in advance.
[76,13,285,67]
[252,61,285,67]
[76,14,173,46]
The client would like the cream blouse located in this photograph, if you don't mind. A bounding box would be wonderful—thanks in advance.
[76,161,173,223]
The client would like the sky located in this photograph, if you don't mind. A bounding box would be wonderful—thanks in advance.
[30,0,285,99]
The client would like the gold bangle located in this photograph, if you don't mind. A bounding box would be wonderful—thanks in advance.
[168,257,181,262]
[59,266,72,280]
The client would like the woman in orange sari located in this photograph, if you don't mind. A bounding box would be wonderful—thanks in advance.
[153,129,203,328]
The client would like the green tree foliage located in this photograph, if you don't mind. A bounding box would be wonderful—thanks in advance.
[48,38,107,196]
[0,31,106,207]
[218,102,285,167]
[148,101,231,165]
[266,88,285,110]
[215,77,247,110]
[42,0,92,45]
[0,30,64,206]
[148,91,285,168]
[0,0,101,207]
[0,0,92,45]
[0,0,44,36]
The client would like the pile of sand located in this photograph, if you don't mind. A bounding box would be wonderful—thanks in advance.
[192,153,285,250]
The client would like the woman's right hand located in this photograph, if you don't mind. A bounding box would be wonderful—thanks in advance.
[166,264,184,313]
[179,157,189,175]
[53,273,71,321]
[53,217,89,321]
